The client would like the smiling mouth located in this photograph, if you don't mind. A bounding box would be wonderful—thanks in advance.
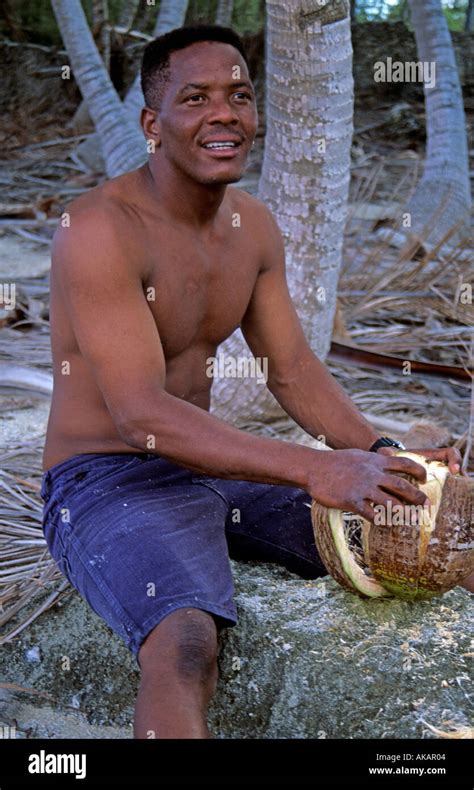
[201,141,241,150]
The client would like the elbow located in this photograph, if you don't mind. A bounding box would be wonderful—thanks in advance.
[116,414,160,449]
[114,394,171,449]
[116,419,144,449]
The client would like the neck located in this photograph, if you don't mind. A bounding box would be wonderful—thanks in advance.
[143,157,228,229]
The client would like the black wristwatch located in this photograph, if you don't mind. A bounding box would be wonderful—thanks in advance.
[369,436,405,453]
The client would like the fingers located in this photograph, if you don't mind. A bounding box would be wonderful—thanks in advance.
[408,446,462,475]
[353,500,377,523]
[382,454,427,483]
[379,474,428,507]
[353,491,430,526]
[373,489,413,512]
[445,446,462,474]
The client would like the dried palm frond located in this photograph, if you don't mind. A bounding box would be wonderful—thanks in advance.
[0,442,70,644]
[0,327,52,369]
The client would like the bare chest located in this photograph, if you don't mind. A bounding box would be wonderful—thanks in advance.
[143,235,259,358]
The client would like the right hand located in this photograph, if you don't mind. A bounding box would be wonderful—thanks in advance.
[306,449,429,523]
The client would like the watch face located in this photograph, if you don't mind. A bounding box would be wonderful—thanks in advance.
[382,438,404,449]
[371,437,405,452]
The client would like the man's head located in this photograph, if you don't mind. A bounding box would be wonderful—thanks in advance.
[140,25,258,186]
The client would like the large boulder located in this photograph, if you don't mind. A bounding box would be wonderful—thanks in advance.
[0,561,472,738]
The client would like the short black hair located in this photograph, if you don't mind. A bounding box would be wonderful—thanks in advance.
[141,25,250,110]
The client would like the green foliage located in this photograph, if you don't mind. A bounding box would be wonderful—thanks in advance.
[354,0,469,30]
[1,0,61,44]
[441,0,469,30]
[231,0,265,33]
[185,0,264,32]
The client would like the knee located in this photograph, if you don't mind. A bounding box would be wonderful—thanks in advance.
[174,611,219,685]
[139,608,219,688]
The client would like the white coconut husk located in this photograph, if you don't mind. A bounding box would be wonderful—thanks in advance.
[311,453,474,601]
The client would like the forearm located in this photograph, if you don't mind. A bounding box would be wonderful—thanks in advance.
[118,390,317,488]
[269,351,379,450]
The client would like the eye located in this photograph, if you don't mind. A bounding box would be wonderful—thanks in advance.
[234,92,252,101]
[186,94,206,103]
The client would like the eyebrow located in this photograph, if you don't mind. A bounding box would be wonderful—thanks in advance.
[176,80,254,96]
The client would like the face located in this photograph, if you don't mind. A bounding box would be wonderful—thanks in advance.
[142,41,258,186]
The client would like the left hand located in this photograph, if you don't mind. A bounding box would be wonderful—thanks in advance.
[377,445,463,476]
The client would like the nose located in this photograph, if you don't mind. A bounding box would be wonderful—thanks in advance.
[205,95,239,126]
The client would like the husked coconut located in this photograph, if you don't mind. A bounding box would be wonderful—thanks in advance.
[311,452,474,600]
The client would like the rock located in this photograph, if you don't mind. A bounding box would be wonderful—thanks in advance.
[0,690,131,739]
[0,561,472,738]
[209,564,473,739]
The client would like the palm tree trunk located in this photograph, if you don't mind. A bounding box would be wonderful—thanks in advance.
[402,0,471,251]
[215,0,234,26]
[133,0,160,31]
[75,0,189,173]
[123,0,189,122]
[52,0,145,177]
[211,0,353,423]
[92,0,110,71]
[117,0,140,31]
[71,0,110,137]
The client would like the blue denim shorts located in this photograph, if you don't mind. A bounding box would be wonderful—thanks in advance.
[40,452,327,666]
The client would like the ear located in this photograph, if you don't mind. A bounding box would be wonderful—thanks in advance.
[141,107,162,146]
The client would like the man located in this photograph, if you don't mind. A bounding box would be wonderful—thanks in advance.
[40,25,470,739]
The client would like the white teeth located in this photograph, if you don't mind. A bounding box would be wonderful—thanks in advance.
[203,142,237,149]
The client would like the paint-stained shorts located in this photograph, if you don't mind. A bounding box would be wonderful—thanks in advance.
[40,452,327,666]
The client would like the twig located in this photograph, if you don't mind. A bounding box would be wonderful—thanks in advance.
[9,135,92,153]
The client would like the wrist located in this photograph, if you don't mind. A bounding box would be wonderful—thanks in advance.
[368,436,406,453]
[284,442,322,490]
[358,432,382,451]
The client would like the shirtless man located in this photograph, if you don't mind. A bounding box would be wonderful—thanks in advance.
[40,25,469,739]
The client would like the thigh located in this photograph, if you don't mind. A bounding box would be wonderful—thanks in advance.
[41,454,238,661]
[192,475,327,579]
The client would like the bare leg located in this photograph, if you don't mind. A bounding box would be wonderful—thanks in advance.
[134,608,219,739]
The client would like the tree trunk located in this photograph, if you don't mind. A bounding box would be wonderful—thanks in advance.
[401,0,471,251]
[123,0,189,123]
[71,0,111,137]
[75,0,189,173]
[51,0,145,177]
[133,0,160,32]
[211,0,354,424]
[92,0,110,71]
[465,0,474,31]
[215,0,234,26]
[117,0,140,30]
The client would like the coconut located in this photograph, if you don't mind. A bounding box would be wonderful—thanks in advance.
[311,452,474,600]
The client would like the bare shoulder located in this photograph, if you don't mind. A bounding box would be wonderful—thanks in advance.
[226,186,275,223]
[226,187,284,269]
[52,172,140,275]
[227,186,282,239]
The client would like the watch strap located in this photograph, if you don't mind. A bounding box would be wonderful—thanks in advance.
[369,436,406,453]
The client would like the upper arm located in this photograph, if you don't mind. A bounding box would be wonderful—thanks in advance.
[52,210,166,433]
[241,204,312,386]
